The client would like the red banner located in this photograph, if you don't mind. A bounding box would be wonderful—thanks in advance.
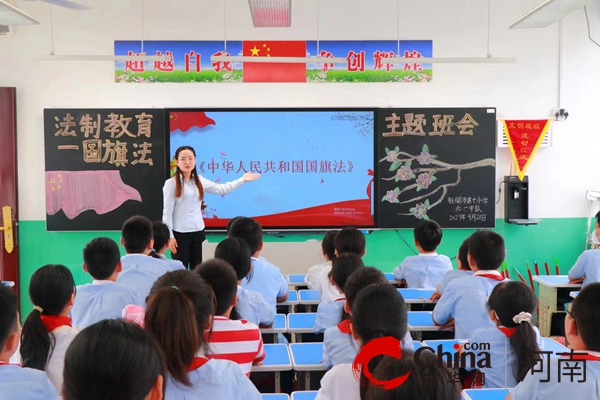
[501,119,552,180]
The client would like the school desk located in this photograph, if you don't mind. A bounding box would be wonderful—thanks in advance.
[288,274,308,288]
[298,290,322,305]
[261,395,290,400]
[412,341,423,350]
[422,339,467,356]
[280,290,299,307]
[407,311,452,341]
[385,272,399,284]
[288,313,318,342]
[290,343,325,390]
[261,314,287,340]
[0,281,14,287]
[461,388,512,400]
[532,275,581,336]
[570,291,579,298]
[252,344,292,393]
[398,288,436,310]
[541,337,569,356]
[291,391,318,400]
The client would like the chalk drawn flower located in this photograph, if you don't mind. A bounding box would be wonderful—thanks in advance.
[416,173,433,190]
[385,150,399,162]
[413,203,428,219]
[385,190,398,203]
[396,166,413,181]
[417,151,432,165]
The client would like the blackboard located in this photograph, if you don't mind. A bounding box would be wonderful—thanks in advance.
[376,108,496,228]
[44,109,166,231]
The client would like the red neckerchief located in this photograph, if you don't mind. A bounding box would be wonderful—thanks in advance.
[561,353,600,361]
[338,319,352,334]
[40,315,72,333]
[476,274,504,281]
[335,298,345,302]
[498,327,517,338]
[188,357,209,372]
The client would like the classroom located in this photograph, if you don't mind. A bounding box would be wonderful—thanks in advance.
[1,0,600,399]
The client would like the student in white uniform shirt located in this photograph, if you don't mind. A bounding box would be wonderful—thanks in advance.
[430,236,474,301]
[322,267,414,370]
[306,230,339,290]
[316,283,408,400]
[145,270,261,400]
[393,220,452,289]
[20,264,82,394]
[318,227,367,302]
[117,215,173,301]
[460,281,544,389]
[568,211,600,287]
[214,237,274,327]
[63,319,165,400]
[72,237,143,327]
[314,253,364,334]
[149,221,186,270]
[0,285,59,400]
[509,282,600,399]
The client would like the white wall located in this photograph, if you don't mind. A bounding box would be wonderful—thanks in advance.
[1,0,599,221]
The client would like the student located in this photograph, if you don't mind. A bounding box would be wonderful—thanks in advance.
[508,282,600,399]
[365,352,460,400]
[314,253,364,334]
[430,236,473,301]
[461,281,544,388]
[433,230,507,339]
[318,227,367,302]
[72,237,144,327]
[163,146,260,269]
[214,237,274,327]
[568,211,600,286]
[20,264,81,393]
[145,270,261,400]
[229,217,288,311]
[322,267,414,370]
[195,259,265,376]
[316,283,408,400]
[150,221,185,270]
[0,285,59,400]
[393,220,452,289]
[116,215,172,300]
[306,230,339,290]
[63,319,165,400]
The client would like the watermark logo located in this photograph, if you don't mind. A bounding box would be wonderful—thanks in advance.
[351,337,410,389]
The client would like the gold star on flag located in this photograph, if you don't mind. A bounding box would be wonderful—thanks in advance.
[250,46,260,56]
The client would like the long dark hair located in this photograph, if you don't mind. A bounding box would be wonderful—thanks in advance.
[145,270,215,387]
[63,319,166,400]
[21,264,75,371]
[365,352,460,400]
[487,281,541,382]
[174,146,204,200]
[352,283,408,399]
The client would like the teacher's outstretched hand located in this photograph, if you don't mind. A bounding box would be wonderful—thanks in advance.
[162,145,261,269]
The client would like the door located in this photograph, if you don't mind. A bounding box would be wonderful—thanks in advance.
[0,87,19,299]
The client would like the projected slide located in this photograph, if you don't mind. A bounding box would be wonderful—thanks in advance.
[168,109,375,229]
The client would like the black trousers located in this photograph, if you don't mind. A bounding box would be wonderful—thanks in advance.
[172,230,206,270]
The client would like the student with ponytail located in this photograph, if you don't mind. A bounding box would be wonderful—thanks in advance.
[316,283,409,400]
[144,270,260,400]
[20,264,80,394]
[163,146,260,269]
[461,281,544,388]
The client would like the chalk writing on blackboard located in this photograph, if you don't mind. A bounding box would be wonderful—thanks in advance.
[382,112,480,137]
[448,196,489,222]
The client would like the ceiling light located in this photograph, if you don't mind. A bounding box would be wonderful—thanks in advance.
[248,0,291,27]
[210,55,516,64]
[510,0,591,29]
[0,0,39,25]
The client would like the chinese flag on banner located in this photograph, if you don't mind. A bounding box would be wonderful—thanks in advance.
[501,119,552,181]
[243,41,307,83]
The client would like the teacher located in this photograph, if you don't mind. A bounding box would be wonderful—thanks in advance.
[162,145,260,269]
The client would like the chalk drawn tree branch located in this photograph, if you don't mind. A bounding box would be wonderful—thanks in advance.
[380,144,495,220]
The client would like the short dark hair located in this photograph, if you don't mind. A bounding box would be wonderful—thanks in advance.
[468,230,505,270]
[229,217,262,255]
[122,216,153,254]
[195,259,238,316]
[334,227,366,256]
[365,352,460,400]
[0,285,17,349]
[322,230,339,262]
[595,211,600,226]
[458,236,471,271]
[571,282,600,352]
[214,237,252,281]
[152,221,170,252]
[226,216,245,234]
[344,267,388,310]
[414,220,442,252]
[63,319,166,400]
[83,237,121,280]
[331,253,364,293]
